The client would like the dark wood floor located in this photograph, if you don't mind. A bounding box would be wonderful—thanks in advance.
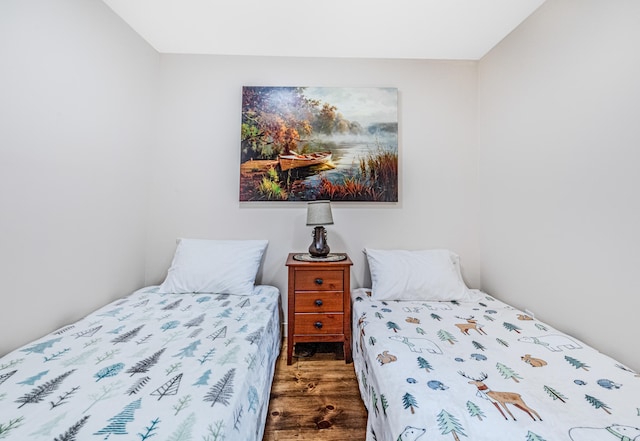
[263,340,368,440]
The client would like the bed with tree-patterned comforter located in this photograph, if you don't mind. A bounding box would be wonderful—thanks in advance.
[0,284,281,441]
[351,288,640,441]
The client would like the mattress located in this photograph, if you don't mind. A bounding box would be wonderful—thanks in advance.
[0,284,281,441]
[351,288,640,441]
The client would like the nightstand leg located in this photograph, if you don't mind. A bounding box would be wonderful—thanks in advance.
[287,341,293,365]
[344,338,352,364]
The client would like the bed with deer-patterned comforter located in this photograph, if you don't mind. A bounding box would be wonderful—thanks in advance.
[351,288,640,441]
[0,284,281,441]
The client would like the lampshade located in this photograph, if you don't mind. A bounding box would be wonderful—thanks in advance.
[306,200,334,226]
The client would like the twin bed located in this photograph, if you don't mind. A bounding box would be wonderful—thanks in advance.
[351,249,640,441]
[0,239,280,441]
[2,244,638,441]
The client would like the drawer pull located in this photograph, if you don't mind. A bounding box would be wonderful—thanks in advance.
[314,299,323,307]
[314,321,323,329]
[314,278,324,285]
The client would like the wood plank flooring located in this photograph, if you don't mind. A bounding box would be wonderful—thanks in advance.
[263,340,368,440]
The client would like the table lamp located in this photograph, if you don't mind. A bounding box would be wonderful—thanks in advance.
[306,200,333,258]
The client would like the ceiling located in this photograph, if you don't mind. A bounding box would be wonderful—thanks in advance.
[101,0,546,60]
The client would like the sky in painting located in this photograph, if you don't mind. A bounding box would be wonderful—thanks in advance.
[302,87,397,128]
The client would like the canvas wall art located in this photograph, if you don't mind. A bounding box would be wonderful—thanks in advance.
[240,86,398,202]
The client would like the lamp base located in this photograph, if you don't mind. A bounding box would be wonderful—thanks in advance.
[293,253,346,262]
[308,226,330,257]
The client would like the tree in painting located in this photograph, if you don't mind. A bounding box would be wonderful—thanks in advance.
[241,87,313,161]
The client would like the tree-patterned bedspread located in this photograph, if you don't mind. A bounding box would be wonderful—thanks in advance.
[0,285,281,441]
[351,288,640,441]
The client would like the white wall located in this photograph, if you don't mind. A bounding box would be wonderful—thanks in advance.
[478,0,640,370]
[0,0,159,355]
[145,55,481,323]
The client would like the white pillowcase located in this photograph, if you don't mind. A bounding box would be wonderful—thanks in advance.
[365,248,471,301]
[158,239,268,295]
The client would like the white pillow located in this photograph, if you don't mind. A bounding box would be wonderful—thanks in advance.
[158,239,268,295]
[365,248,471,301]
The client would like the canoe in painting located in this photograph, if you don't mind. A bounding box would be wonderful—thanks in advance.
[278,151,332,171]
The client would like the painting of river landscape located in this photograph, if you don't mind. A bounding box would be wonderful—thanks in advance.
[240,86,398,202]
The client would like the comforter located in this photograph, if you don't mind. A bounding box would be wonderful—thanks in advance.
[0,285,281,441]
[351,288,640,441]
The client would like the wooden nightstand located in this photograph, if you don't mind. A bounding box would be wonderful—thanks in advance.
[286,253,353,365]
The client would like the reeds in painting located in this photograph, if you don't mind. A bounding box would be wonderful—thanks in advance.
[314,149,398,202]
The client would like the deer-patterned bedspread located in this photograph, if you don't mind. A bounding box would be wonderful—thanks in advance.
[351,288,640,441]
[0,285,281,441]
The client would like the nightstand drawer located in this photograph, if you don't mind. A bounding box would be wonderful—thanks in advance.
[295,270,344,291]
[294,313,344,335]
[295,292,344,313]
